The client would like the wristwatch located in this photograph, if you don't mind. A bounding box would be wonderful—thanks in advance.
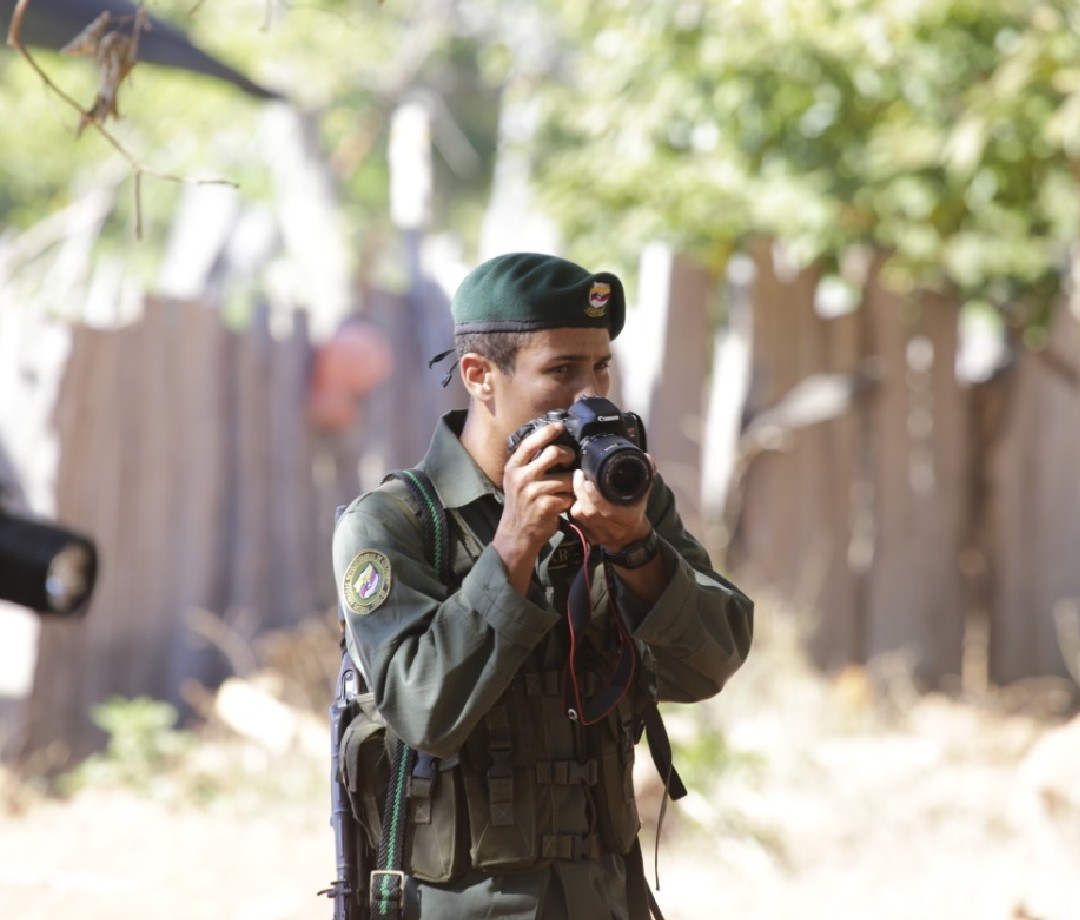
[602,529,659,569]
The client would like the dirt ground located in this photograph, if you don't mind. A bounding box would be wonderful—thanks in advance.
[2,615,1079,920]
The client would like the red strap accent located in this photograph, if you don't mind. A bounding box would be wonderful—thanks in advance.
[562,523,637,725]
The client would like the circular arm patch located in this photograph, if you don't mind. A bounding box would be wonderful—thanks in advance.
[342,550,392,614]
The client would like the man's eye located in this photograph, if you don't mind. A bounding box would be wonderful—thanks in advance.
[548,366,569,376]
[596,360,611,372]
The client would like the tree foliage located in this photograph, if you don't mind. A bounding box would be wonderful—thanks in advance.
[532,0,1080,321]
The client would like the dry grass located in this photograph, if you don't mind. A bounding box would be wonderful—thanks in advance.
[2,594,1079,920]
[645,591,1080,920]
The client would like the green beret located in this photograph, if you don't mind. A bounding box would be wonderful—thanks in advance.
[451,252,625,340]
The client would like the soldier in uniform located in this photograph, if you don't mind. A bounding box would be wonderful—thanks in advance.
[332,252,754,920]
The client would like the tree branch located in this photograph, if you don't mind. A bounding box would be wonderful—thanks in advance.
[7,0,237,240]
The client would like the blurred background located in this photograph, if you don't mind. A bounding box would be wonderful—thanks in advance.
[1,1,1079,919]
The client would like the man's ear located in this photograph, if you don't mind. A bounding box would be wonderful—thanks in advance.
[459,353,494,401]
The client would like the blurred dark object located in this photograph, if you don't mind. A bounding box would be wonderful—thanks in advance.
[0,509,98,616]
[1,0,284,100]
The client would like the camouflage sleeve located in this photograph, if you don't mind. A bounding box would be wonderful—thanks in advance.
[332,487,559,758]
[611,473,754,704]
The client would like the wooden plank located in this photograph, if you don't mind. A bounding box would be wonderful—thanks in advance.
[225,303,273,634]
[637,248,711,541]
[20,321,91,766]
[161,300,232,699]
[920,293,968,684]
[26,323,124,765]
[312,420,364,613]
[265,309,315,631]
[989,303,1080,683]
[805,307,863,671]
[121,303,177,702]
[863,280,966,688]
[734,242,823,604]
[701,304,751,562]
[362,289,441,477]
[71,321,135,754]
[786,271,836,644]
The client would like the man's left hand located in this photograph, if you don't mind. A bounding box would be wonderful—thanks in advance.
[568,462,653,551]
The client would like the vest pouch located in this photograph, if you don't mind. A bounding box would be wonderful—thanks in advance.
[462,703,540,870]
[339,693,470,884]
[404,754,469,883]
[338,692,391,853]
[591,703,642,856]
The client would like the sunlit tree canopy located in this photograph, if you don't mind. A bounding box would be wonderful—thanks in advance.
[532,0,1080,321]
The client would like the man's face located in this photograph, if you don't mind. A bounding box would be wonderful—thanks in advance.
[490,326,613,442]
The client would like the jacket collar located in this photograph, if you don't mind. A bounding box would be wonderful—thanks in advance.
[418,410,501,510]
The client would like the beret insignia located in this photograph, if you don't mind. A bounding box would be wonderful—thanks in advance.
[586,281,610,318]
[342,550,392,615]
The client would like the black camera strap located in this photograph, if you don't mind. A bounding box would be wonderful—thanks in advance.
[561,521,638,725]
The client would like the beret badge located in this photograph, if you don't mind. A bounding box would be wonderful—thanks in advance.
[586,281,611,318]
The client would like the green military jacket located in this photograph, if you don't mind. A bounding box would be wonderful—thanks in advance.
[332,410,753,920]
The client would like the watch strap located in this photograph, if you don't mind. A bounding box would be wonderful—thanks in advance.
[602,529,659,569]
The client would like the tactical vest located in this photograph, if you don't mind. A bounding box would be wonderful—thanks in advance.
[338,469,683,886]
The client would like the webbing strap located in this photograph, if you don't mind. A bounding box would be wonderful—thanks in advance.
[642,704,687,802]
[541,832,602,860]
[535,758,598,786]
[370,468,450,917]
[409,752,437,825]
[626,837,666,920]
[485,705,515,826]
[386,468,451,585]
[371,738,414,918]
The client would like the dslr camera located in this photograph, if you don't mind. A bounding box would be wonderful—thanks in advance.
[507,396,652,506]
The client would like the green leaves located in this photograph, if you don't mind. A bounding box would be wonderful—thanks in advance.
[531,0,1080,313]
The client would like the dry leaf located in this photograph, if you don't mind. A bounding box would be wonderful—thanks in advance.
[71,9,147,136]
[60,11,112,57]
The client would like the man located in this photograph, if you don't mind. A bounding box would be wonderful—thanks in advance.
[332,252,753,919]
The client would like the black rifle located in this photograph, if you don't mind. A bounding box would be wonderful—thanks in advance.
[319,508,370,919]
[320,649,362,918]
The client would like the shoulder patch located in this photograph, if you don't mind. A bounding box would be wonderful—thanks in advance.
[342,550,392,615]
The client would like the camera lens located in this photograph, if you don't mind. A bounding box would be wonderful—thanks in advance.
[599,451,651,505]
[45,543,96,615]
[0,512,98,616]
[581,438,651,506]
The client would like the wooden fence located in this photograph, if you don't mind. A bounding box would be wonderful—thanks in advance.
[3,243,1079,765]
[718,242,1080,696]
[9,299,365,765]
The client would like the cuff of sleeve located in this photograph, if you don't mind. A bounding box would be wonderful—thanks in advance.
[621,540,696,644]
[460,545,558,647]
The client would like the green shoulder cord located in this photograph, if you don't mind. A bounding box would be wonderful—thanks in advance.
[369,468,451,920]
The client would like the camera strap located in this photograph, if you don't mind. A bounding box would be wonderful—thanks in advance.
[562,522,637,725]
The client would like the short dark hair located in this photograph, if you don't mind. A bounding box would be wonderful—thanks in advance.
[454,331,533,374]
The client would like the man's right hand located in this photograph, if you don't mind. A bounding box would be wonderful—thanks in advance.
[493,422,576,595]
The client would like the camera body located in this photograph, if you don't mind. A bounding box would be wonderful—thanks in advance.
[507,396,652,506]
